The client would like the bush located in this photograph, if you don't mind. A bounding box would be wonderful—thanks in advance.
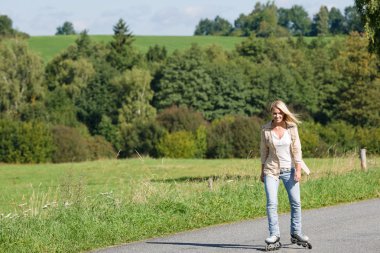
[230,116,262,158]
[355,127,380,155]
[298,122,329,157]
[0,120,54,163]
[206,115,262,158]
[95,115,122,151]
[319,121,358,155]
[51,125,91,163]
[157,105,206,133]
[121,120,167,158]
[87,135,116,160]
[157,131,197,158]
[194,125,207,158]
[206,116,235,158]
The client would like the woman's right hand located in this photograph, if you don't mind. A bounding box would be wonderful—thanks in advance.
[261,165,265,183]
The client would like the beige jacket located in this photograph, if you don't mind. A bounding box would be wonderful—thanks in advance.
[260,121,310,179]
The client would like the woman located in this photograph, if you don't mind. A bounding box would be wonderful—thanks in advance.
[260,100,312,251]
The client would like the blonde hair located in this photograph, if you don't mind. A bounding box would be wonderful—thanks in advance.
[270,100,301,125]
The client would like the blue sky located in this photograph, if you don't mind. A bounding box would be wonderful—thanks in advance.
[0,0,354,36]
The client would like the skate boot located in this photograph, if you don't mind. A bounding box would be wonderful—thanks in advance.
[291,234,312,249]
[265,235,281,251]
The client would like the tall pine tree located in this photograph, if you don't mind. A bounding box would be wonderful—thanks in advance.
[107,19,140,72]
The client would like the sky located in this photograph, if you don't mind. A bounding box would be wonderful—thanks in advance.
[0,0,355,36]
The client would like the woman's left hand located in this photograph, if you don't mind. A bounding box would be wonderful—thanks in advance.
[294,169,301,182]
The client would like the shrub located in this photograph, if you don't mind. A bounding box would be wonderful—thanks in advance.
[51,125,91,163]
[206,116,235,158]
[95,115,122,151]
[230,116,263,158]
[157,105,206,133]
[298,121,329,157]
[355,127,380,155]
[157,131,197,158]
[87,135,116,160]
[319,121,358,155]
[194,125,207,158]
[122,120,167,158]
[0,120,53,163]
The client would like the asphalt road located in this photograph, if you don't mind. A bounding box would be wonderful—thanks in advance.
[90,198,380,253]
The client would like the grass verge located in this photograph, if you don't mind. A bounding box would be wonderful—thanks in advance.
[0,166,379,253]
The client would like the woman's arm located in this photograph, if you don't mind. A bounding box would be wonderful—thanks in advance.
[292,126,302,182]
[261,164,265,182]
[260,130,268,183]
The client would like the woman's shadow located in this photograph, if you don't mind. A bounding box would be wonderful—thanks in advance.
[146,241,299,251]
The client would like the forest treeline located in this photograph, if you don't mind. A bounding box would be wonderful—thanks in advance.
[194,2,363,37]
[0,16,379,163]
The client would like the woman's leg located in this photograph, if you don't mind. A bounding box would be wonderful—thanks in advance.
[282,169,302,235]
[264,175,280,237]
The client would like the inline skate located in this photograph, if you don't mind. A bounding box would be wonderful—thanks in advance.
[291,234,312,249]
[265,235,281,251]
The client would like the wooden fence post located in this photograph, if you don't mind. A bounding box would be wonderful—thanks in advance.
[208,177,213,190]
[360,148,367,171]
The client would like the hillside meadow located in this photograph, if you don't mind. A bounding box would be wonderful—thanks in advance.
[28,35,246,63]
[27,35,341,63]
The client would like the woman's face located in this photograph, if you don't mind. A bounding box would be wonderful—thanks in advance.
[272,107,284,124]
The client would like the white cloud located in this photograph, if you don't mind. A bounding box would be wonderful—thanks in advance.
[183,6,204,18]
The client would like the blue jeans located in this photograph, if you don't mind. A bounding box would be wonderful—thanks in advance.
[264,169,302,237]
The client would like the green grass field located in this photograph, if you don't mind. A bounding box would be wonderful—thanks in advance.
[1,157,378,252]
[27,35,343,63]
[0,156,371,213]
[28,35,246,63]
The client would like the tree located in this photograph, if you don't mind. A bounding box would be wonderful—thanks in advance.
[329,7,345,34]
[55,21,76,35]
[45,58,95,99]
[356,0,380,56]
[312,6,330,36]
[112,68,156,129]
[288,5,312,35]
[0,15,13,36]
[107,19,140,71]
[333,33,380,126]
[0,39,45,118]
[194,16,233,36]
[212,16,233,35]
[344,6,364,33]
[278,5,311,35]
[205,61,251,119]
[233,2,286,37]
[153,45,214,118]
[234,13,251,36]
[111,18,134,48]
[146,44,167,62]
[194,18,213,35]
[75,30,92,57]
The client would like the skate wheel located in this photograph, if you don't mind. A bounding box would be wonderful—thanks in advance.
[291,238,297,244]
[308,243,312,249]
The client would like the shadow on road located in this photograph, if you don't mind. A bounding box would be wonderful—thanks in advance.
[146,241,303,251]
